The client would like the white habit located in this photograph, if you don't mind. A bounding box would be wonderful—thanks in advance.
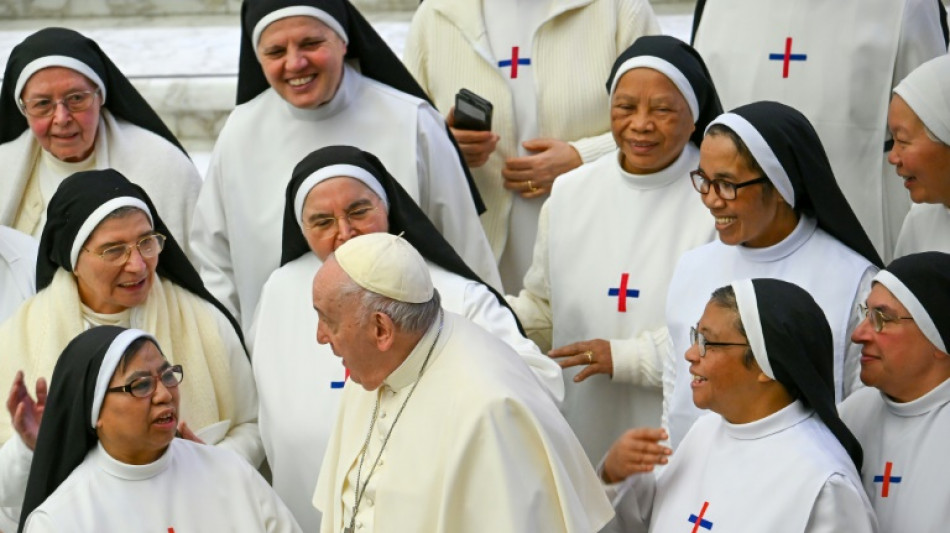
[893,203,950,258]
[0,226,37,323]
[251,253,563,532]
[314,312,614,533]
[665,216,876,448]
[693,0,947,261]
[509,145,714,462]
[0,110,201,247]
[191,64,501,330]
[23,439,301,532]
[840,377,950,531]
[403,0,660,291]
[606,402,876,532]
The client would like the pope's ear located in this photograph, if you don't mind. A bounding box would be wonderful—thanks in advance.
[371,311,396,351]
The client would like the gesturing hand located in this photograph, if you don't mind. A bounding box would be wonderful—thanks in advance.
[6,371,47,450]
[602,427,672,483]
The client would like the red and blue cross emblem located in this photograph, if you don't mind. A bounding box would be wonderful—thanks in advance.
[498,46,531,79]
[608,273,640,312]
[331,368,351,389]
[768,37,807,78]
[688,501,714,531]
[873,461,902,497]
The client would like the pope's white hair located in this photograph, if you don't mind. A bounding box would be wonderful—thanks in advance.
[338,274,441,333]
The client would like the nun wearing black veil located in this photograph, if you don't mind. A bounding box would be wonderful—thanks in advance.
[191,0,501,332]
[0,170,260,531]
[602,279,876,532]
[665,101,884,448]
[507,35,721,463]
[0,28,201,245]
[17,327,300,532]
[251,145,560,531]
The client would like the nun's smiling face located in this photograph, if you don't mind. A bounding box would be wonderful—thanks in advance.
[74,209,158,314]
[852,283,945,403]
[301,177,389,261]
[685,300,763,424]
[257,16,347,109]
[887,95,950,206]
[610,68,695,175]
[97,340,179,465]
[697,133,798,248]
[21,67,102,162]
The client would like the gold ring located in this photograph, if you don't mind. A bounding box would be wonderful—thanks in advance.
[527,180,534,191]
[584,351,593,364]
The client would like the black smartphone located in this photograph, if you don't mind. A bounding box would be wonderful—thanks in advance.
[454,88,493,131]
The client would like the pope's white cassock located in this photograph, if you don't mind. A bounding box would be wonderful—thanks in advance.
[693,0,946,260]
[894,203,950,258]
[665,217,876,447]
[0,226,36,323]
[251,253,563,532]
[509,145,714,462]
[190,64,501,330]
[840,377,950,531]
[605,402,876,532]
[22,439,301,532]
[314,312,614,533]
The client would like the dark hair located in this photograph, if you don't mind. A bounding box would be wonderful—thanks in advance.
[705,124,775,196]
[116,336,161,374]
[708,285,755,368]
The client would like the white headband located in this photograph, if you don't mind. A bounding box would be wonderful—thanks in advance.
[70,197,153,269]
[872,270,945,353]
[294,164,389,230]
[733,280,775,380]
[91,329,158,426]
[893,54,950,146]
[253,6,349,53]
[15,56,106,116]
[706,113,796,208]
[608,56,699,122]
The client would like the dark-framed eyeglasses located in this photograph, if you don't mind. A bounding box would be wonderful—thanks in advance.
[689,326,749,357]
[106,365,184,398]
[858,303,914,333]
[83,233,166,265]
[689,169,770,200]
[303,204,379,234]
[18,88,101,118]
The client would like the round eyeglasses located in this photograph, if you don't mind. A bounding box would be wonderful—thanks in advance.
[689,326,749,357]
[18,89,101,118]
[83,233,166,266]
[689,169,770,200]
[106,365,184,398]
[858,303,914,333]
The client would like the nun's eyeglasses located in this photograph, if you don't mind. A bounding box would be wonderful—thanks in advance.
[106,365,184,398]
[689,170,770,200]
[690,326,749,357]
[304,205,379,234]
[83,233,166,265]
[858,303,914,333]
[18,89,101,118]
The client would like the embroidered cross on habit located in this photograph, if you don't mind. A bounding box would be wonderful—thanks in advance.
[873,461,902,497]
[688,501,714,531]
[608,273,640,312]
[498,46,531,79]
[768,37,807,78]
[331,368,351,389]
